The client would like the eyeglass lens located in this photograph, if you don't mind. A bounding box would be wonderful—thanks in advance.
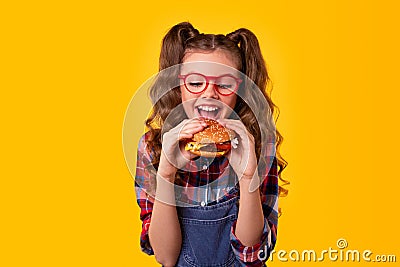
[185,74,238,95]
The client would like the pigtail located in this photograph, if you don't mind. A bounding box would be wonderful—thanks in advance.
[228,29,289,199]
[145,22,199,170]
[159,22,199,70]
[227,29,268,92]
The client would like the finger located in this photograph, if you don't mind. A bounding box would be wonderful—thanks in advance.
[185,119,208,128]
[217,119,246,132]
[179,126,211,140]
[181,123,206,132]
[169,119,190,134]
[169,119,204,139]
[225,122,250,141]
[178,132,194,139]
[223,123,255,153]
[178,119,208,137]
[180,125,206,137]
[223,120,254,142]
[176,118,207,132]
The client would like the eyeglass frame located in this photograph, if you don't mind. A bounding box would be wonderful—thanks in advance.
[178,72,243,96]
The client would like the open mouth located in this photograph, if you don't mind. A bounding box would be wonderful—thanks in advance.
[196,105,220,119]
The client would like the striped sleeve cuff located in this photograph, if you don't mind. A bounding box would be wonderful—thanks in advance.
[139,216,154,255]
[230,218,272,266]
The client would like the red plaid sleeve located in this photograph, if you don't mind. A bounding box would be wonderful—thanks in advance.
[230,157,279,266]
[134,134,156,255]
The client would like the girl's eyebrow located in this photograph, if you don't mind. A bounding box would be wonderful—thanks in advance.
[180,72,239,77]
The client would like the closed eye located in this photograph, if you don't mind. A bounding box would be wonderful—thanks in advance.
[217,84,234,89]
[189,82,205,87]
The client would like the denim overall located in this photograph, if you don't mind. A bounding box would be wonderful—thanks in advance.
[175,191,240,267]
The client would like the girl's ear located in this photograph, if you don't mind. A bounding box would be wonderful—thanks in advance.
[226,29,268,90]
[159,22,199,70]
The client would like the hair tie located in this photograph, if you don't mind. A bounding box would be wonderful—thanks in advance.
[226,31,240,46]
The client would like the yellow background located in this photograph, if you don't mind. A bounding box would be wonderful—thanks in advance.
[1,0,399,266]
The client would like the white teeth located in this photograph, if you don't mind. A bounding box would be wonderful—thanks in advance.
[198,106,219,112]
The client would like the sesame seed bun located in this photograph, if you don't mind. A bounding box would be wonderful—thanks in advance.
[184,119,235,158]
[192,119,235,144]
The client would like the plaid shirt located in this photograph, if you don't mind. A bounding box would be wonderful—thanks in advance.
[134,132,279,266]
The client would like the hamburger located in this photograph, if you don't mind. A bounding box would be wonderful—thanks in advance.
[184,119,237,157]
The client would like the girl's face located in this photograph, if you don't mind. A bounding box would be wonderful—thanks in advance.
[180,49,239,119]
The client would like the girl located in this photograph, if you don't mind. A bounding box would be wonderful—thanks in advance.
[135,22,287,267]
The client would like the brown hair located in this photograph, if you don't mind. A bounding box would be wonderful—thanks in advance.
[145,22,288,197]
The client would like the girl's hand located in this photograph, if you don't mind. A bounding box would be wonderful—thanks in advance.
[159,118,207,180]
[217,119,257,181]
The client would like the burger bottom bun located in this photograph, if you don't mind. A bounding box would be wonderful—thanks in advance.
[188,149,228,158]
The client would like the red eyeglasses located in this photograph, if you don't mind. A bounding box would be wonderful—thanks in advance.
[178,73,242,96]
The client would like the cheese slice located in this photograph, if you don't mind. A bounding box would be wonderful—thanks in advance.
[184,142,207,151]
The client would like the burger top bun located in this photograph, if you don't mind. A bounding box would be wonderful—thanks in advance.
[192,119,235,144]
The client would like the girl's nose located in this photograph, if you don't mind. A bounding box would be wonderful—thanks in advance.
[201,83,219,99]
